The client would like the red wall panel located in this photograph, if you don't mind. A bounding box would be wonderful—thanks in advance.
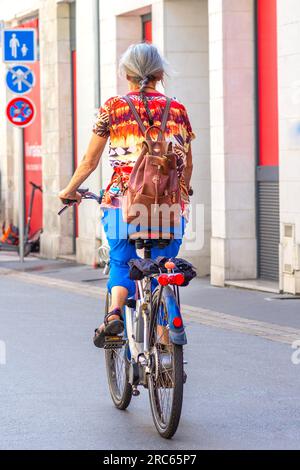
[21,18,43,236]
[257,0,279,166]
[143,20,152,43]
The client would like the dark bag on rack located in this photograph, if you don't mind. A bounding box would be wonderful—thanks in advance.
[128,256,197,285]
[128,258,160,280]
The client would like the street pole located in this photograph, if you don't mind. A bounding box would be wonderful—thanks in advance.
[16,127,25,263]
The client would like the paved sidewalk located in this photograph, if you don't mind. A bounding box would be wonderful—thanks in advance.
[1,251,300,331]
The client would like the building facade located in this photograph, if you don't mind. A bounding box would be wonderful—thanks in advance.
[0,0,299,294]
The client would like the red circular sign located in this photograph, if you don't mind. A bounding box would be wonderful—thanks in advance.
[6,96,36,128]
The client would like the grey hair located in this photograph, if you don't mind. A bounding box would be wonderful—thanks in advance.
[119,43,168,92]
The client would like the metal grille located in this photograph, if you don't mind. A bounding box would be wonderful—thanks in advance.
[257,181,280,281]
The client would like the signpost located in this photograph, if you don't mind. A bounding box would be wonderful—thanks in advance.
[16,128,25,264]
[3,28,37,262]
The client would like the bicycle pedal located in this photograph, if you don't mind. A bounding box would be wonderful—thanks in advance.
[104,336,126,349]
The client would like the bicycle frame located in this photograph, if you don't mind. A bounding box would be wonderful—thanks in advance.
[125,275,187,374]
[125,278,152,367]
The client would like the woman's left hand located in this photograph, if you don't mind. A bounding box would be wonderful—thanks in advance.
[58,189,82,204]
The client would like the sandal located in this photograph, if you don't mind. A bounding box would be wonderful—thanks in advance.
[93,308,124,348]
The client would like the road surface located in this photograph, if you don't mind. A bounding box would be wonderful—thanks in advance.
[0,274,300,450]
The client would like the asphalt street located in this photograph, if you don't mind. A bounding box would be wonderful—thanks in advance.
[1,275,300,450]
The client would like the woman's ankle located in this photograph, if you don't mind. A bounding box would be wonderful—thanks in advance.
[109,306,122,314]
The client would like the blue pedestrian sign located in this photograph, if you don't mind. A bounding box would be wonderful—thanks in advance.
[6,65,35,94]
[2,28,36,63]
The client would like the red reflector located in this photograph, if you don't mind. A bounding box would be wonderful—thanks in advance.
[158,273,185,286]
[173,317,183,328]
[158,274,169,286]
[174,273,185,285]
[165,261,176,270]
[168,273,185,286]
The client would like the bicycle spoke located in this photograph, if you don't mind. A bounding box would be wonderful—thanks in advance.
[110,348,127,399]
[148,288,184,437]
[151,328,175,424]
[105,293,132,411]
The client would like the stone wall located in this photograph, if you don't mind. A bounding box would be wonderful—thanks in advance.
[75,0,102,265]
[163,0,211,276]
[39,0,74,258]
[209,0,257,286]
[277,0,300,293]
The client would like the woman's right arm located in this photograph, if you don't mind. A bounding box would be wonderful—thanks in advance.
[58,133,108,202]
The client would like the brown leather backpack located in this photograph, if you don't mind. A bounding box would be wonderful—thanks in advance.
[122,95,181,230]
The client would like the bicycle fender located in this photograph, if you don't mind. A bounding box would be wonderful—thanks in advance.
[169,328,187,346]
[162,287,187,346]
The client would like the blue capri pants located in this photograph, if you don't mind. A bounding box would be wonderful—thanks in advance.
[101,208,185,298]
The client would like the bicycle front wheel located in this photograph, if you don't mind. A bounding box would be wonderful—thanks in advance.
[148,286,184,439]
[104,293,132,410]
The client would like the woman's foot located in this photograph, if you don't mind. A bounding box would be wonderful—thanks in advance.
[93,307,124,348]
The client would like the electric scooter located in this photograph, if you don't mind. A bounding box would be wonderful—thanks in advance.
[23,181,43,256]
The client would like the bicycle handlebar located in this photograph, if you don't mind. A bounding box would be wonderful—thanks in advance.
[58,185,192,216]
[58,188,103,216]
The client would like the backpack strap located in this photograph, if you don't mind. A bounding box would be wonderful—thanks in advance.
[123,94,172,139]
[123,95,147,135]
[159,97,172,140]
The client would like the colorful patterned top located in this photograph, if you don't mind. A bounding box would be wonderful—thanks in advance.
[92,90,195,216]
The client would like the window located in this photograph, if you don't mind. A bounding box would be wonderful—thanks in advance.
[141,13,152,43]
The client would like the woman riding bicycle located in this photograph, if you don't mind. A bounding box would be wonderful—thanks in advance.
[59,43,194,348]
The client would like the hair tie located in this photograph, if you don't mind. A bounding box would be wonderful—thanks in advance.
[139,76,150,92]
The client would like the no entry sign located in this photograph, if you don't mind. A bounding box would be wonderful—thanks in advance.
[6,96,36,128]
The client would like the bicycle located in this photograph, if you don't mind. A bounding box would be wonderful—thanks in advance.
[59,188,193,439]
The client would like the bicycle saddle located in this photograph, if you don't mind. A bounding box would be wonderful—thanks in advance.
[129,231,173,251]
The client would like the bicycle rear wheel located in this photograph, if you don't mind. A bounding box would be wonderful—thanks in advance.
[148,286,184,439]
[104,293,132,410]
